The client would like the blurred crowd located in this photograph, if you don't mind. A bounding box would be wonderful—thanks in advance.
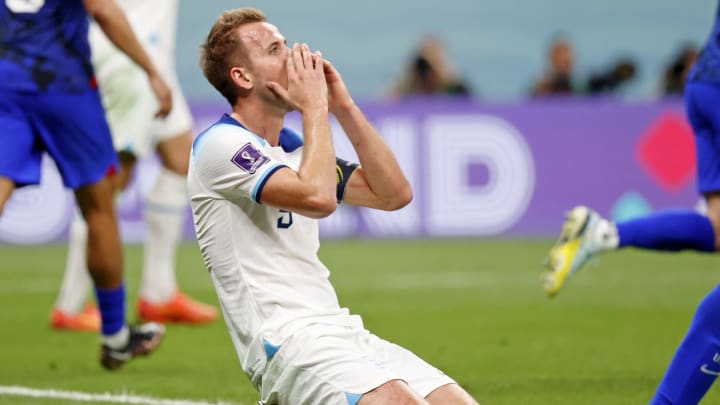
[390,35,698,100]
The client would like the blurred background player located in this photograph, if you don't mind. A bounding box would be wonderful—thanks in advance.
[192,8,478,404]
[390,36,472,99]
[530,35,576,97]
[543,2,720,403]
[51,0,218,331]
[0,0,167,369]
[661,42,699,96]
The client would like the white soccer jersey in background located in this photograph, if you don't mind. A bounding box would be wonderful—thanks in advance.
[188,115,350,379]
[88,0,191,157]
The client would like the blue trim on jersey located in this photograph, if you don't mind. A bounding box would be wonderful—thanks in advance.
[192,114,268,158]
[279,127,304,152]
[191,127,213,158]
[262,338,281,361]
[345,392,363,405]
[253,164,287,203]
[218,113,267,145]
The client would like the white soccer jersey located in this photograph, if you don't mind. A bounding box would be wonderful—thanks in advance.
[90,0,178,58]
[87,0,191,155]
[188,114,350,384]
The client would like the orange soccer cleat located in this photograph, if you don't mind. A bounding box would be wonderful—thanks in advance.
[51,304,101,332]
[137,291,218,325]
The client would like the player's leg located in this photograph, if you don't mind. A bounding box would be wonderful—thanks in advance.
[0,177,14,216]
[599,81,720,255]
[544,82,720,296]
[52,153,135,332]
[425,383,478,405]
[52,211,98,331]
[139,131,190,306]
[137,95,217,324]
[645,79,720,405]
[544,204,716,296]
[73,177,123,288]
[650,283,720,404]
[356,330,477,405]
[357,380,428,405]
[543,206,617,296]
[39,90,163,369]
[51,33,152,332]
[257,322,431,405]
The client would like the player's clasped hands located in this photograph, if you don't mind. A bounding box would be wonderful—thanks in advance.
[268,43,328,113]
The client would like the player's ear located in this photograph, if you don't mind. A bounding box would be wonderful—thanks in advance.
[230,66,253,91]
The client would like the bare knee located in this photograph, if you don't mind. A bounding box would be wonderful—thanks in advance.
[357,380,428,405]
[425,383,479,405]
[0,177,16,217]
[74,177,117,223]
[157,130,192,176]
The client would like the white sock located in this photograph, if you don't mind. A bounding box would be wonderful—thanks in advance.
[102,325,129,349]
[140,168,187,303]
[55,213,92,314]
[591,217,620,253]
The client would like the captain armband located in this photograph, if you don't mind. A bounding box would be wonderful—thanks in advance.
[335,157,359,203]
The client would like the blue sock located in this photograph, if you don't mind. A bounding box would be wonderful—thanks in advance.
[617,210,715,252]
[94,284,126,336]
[651,284,720,404]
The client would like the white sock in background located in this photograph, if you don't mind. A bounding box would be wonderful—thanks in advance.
[140,168,187,303]
[55,213,92,314]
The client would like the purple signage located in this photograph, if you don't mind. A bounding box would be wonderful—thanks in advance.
[0,98,697,243]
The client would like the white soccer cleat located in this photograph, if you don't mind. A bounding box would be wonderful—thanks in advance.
[543,206,609,298]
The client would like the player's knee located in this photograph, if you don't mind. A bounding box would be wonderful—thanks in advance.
[0,177,15,217]
[357,380,428,405]
[74,180,116,218]
[425,383,479,405]
[158,132,192,176]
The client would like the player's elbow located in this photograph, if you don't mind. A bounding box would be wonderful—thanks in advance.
[382,183,413,211]
[83,0,114,21]
[304,195,337,218]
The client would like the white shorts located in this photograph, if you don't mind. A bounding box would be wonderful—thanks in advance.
[90,25,193,158]
[258,322,455,405]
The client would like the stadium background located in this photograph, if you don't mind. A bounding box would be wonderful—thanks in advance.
[2,1,720,404]
[0,0,713,243]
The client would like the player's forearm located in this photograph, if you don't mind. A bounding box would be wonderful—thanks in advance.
[334,104,412,209]
[297,108,337,214]
[85,0,158,77]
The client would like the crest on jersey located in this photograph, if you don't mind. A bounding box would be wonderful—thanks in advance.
[231,143,270,174]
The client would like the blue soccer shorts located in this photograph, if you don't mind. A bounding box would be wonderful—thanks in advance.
[0,89,118,189]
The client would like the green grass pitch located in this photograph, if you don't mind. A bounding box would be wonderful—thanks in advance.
[0,240,719,404]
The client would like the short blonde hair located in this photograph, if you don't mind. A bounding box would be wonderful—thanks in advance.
[200,8,266,105]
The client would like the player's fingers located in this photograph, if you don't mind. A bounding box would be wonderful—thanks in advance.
[292,43,304,72]
[311,50,322,70]
[300,43,312,70]
[152,80,173,118]
[155,98,172,118]
[322,57,334,74]
[155,107,167,118]
[285,53,298,84]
